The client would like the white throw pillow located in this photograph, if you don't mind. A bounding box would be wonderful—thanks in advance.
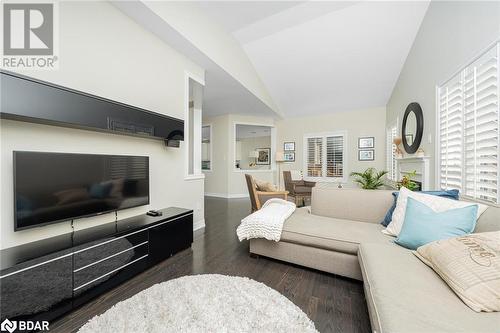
[383,187,488,237]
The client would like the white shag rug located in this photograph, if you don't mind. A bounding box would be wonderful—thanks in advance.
[78,274,318,333]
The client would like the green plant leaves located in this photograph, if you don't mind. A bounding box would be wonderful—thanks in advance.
[349,168,388,190]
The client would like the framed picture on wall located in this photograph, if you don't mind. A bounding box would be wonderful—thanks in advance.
[359,149,375,161]
[284,142,295,151]
[256,148,271,165]
[358,137,375,148]
[284,152,295,162]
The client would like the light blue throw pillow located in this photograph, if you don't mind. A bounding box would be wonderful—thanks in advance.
[395,197,478,250]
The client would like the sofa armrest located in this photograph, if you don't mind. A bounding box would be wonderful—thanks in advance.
[304,181,316,187]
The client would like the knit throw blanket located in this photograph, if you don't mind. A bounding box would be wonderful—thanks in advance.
[237,199,296,242]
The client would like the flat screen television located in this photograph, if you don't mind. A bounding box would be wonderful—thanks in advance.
[14,151,149,230]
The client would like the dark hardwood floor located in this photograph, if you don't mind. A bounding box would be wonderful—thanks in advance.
[50,197,372,333]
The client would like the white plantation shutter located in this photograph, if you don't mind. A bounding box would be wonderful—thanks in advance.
[305,132,346,180]
[386,125,398,181]
[326,135,344,178]
[439,76,464,191]
[464,46,499,203]
[438,42,499,204]
[306,137,323,177]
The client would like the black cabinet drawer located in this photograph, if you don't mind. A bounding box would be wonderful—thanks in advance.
[0,253,73,322]
[73,229,148,270]
[73,243,148,295]
[148,213,193,265]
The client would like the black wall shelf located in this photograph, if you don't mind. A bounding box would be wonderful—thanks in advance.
[0,70,184,144]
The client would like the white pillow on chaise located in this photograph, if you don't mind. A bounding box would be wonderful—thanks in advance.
[383,187,488,237]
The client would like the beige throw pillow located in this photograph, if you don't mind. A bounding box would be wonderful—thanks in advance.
[414,231,500,312]
[255,179,277,192]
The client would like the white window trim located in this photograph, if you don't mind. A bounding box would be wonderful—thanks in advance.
[202,123,213,172]
[435,40,500,205]
[232,121,276,173]
[184,71,205,180]
[386,118,399,183]
[303,130,348,183]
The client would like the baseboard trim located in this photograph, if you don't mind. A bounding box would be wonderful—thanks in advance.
[228,193,249,199]
[193,219,205,231]
[204,193,249,199]
[204,192,227,198]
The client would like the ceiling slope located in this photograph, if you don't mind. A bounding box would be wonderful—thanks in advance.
[198,1,430,117]
[112,1,281,118]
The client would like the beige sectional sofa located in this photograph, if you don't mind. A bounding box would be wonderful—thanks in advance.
[249,187,500,333]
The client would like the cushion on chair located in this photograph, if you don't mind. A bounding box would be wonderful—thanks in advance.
[294,185,312,194]
[255,179,277,192]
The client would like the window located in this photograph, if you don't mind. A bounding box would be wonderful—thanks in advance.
[304,132,346,181]
[438,42,499,204]
[386,123,398,181]
[202,125,211,171]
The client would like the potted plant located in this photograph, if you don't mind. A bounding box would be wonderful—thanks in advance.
[397,170,419,191]
[350,168,388,190]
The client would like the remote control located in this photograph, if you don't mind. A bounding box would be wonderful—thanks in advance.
[147,210,162,217]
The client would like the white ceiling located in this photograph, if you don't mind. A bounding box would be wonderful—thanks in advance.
[194,1,303,33]
[196,1,430,117]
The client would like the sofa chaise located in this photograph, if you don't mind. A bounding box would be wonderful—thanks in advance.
[249,187,500,333]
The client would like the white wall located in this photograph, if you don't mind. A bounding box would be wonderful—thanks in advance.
[0,1,205,249]
[386,1,500,188]
[205,109,385,195]
[203,115,229,195]
[276,107,387,187]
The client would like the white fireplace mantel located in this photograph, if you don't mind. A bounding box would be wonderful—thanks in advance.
[396,156,430,190]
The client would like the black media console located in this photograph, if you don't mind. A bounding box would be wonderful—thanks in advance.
[0,207,193,324]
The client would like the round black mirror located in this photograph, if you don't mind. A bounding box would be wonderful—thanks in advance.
[402,102,423,154]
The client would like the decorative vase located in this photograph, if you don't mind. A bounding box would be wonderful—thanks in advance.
[393,137,403,158]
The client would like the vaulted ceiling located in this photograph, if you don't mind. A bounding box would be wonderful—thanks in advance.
[195,1,430,117]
